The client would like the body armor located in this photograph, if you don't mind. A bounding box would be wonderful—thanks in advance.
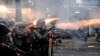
[0,21,17,56]
[13,22,32,55]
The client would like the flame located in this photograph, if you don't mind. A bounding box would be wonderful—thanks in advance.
[45,18,60,25]
[33,19,39,25]
[56,18,100,30]
[56,21,82,30]
[32,18,60,25]
[81,18,100,26]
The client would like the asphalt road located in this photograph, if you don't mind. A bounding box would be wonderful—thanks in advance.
[53,37,100,56]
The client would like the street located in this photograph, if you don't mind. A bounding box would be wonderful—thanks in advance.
[54,37,100,56]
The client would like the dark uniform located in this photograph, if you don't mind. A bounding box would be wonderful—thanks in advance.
[0,21,17,56]
[13,23,33,56]
[31,19,49,56]
[31,28,49,56]
[95,28,100,42]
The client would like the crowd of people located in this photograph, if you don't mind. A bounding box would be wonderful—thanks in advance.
[0,18,56,56]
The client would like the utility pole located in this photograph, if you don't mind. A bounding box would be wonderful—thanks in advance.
[15,0,22,21]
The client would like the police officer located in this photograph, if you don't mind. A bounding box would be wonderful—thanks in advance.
[31,19,49,56]
[0,20,17,56]
[13,22,32,56]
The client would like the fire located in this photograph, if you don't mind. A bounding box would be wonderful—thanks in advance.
[56,18,100,30]
[33,17,60,25]
[33,19,39,26]
[32,18,100,29]
[81,18,100,26]
[45,18,60,25]
[56,21,82,30]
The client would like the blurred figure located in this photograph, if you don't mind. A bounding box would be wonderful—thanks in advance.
[31,19,50,56]
[95,27,100,42]
[13,21,32,56]
[0,20,17,56]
